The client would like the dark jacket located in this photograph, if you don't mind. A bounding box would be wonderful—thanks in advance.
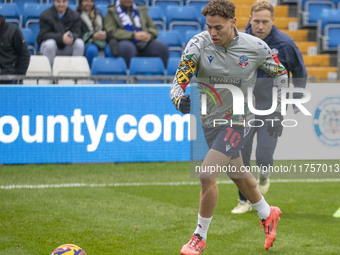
[37,5,82,48]
[0,15,30,76]
[245,24,307,110]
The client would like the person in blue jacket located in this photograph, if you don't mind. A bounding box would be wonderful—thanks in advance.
[231,0,307,214]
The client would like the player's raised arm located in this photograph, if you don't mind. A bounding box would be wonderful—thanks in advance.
[258,42,288,138]
[169,38,200,114]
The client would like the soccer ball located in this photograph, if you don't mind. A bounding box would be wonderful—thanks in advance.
[51,244,86,255]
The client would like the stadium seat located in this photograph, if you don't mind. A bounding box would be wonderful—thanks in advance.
[148,6,166,31]
[0,3,21,27]
[12,0,41,13]
[91,57,128,84]
[129,57,166,83]
[135,0,149,6]
[52,56,91,84]
[183,29,201,47]
[68,3,77,10]
[152,0,183,9]
[166,56,180,76]
[323,24,340,51]
[20,27,37,55]
[23,3,52,40]
[300,0,335,27]
[94,0,112,4]
[316,8,340,52]
[166,5,201,32]
[24,55,53,84]
[185,0,207,14]
[157,30,183,58]
[96,3,109,17]
[68,0,78,5]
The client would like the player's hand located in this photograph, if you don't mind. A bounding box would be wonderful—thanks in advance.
[176,95,191,114]
[267,111,283,138]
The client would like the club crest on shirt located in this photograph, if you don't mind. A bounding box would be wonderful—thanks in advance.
[272,48,279,56]
[238,55,249,67]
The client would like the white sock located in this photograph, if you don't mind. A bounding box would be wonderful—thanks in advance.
[251,196,271,221]
[193,213,212,241]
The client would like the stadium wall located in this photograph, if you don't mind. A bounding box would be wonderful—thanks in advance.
[0,83,339,164]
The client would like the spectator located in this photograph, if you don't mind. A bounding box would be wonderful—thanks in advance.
[104,0,169,67]
[231,0,307,214]
[77,0,112,66]
[37,0,85,66]
[0,15,30,84]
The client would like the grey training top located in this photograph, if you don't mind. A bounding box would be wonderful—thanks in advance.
[170,29,288,128]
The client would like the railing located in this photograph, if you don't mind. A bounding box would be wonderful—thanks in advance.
[0,75,178,84]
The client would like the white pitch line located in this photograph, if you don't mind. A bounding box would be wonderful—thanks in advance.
[1,178,340,190]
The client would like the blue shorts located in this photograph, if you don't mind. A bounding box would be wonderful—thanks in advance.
[203,125,254,159]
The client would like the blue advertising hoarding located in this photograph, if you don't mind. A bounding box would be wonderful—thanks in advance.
[0,85,204,164]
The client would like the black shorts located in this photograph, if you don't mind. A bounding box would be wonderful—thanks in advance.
[203,125,254,159]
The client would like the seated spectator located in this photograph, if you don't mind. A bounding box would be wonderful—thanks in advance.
[104,0,169,67]
[37,0,85,66]
[0,15,30,84]
[77,0,112,66]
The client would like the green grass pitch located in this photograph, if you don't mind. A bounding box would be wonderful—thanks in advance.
[0,161,340,254]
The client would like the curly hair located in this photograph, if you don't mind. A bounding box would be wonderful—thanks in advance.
[250,0,274,16]
[202,0,235,19]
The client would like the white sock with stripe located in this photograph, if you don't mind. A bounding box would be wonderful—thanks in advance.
[193,213,212,241]
[251,196,271,221]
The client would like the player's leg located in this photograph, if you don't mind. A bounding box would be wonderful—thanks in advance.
[255,121,278,194]
[181,148,231,255]
[228,154,282,250]
[231,129,256,213]
[181,125,243,255]
[228,154,262,204]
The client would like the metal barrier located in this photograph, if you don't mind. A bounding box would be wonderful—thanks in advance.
[0,75,177,84]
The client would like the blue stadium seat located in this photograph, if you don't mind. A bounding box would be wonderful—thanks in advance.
[68,0,78,5]
[95,0,112,4]
[324,25,340,50]
[148,6,166,30]
[21,27,36,55]
[68,3,77,10]
[152,0,183,9]
[157,30,183,58]
[91,57,128,84]
[300,0,335,27]
[12,0,41,13]
[0,3,21,27]
[185,0,207,14]
[96,3,109,17]
[23,3,52,41]
[166,5,201,32]
[317,9,340,51]
[129,57,166,83]
[166,56,180,76]
[183,29,201,47]
[135,0,149,5]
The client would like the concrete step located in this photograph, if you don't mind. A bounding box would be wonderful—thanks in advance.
[235,0,260,4]
[235,5,289,17]
[306,66,338,80]
[303,54,330,67]
[295,41,317,54]
[281,29,309,41]
[237,17,298,31]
